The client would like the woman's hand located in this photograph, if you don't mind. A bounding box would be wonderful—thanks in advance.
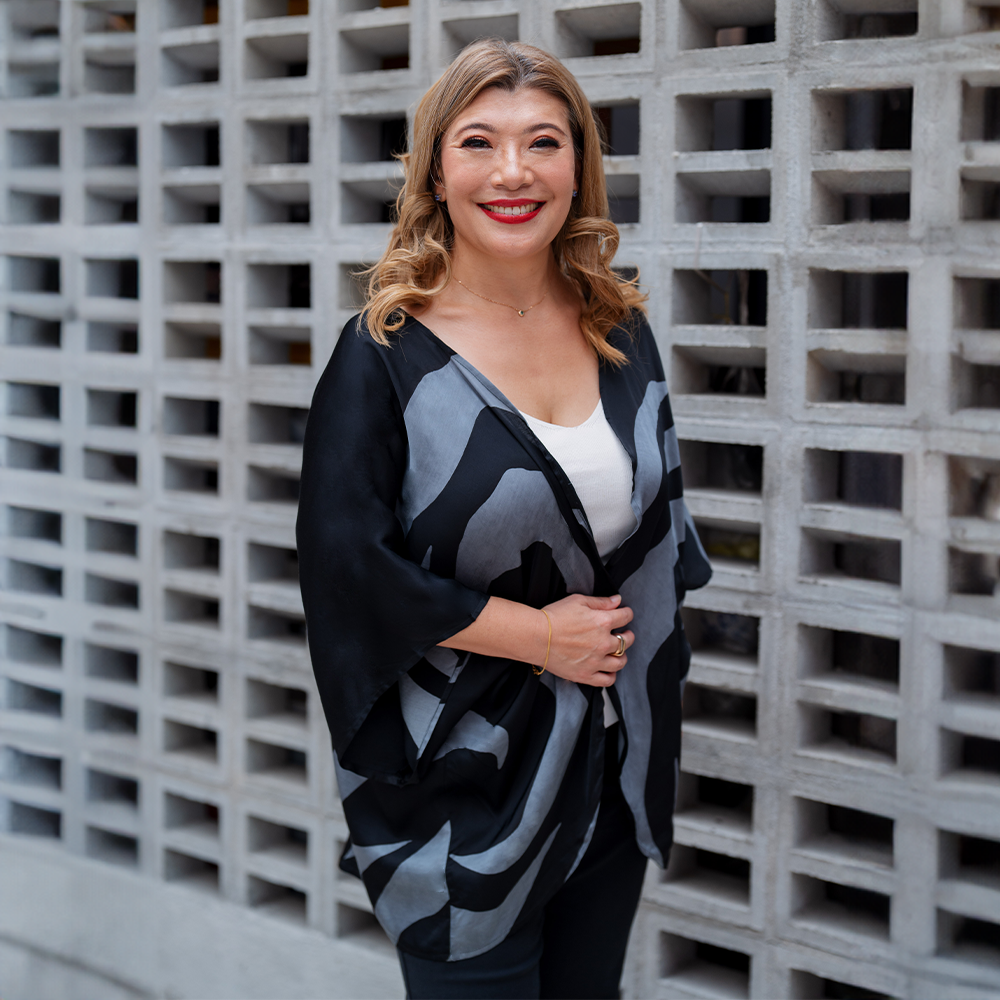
[541,593,634,687]
[438,594,634,687]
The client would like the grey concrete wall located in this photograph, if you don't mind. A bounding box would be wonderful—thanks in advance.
[1,1,999,998]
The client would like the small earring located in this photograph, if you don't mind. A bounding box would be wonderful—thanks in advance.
[572,189,578,198]
[434,194,442,202]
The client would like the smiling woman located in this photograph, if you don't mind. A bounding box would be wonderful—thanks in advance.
[297,39,710,1000]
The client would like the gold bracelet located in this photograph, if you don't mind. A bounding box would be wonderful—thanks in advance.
[533,608,552,676]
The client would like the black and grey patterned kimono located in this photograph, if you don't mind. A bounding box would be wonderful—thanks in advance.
[296,311,711,962]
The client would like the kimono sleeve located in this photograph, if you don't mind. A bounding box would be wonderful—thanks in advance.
[296,321,489,765]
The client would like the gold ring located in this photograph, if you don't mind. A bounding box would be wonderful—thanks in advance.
[612,634,626,657]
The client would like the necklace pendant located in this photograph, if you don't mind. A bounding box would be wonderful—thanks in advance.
[518,310,525,317]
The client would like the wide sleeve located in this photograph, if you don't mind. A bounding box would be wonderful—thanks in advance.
[296,320,489,763]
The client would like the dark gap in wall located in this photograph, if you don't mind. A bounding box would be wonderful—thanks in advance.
[843,13,918,38]
[845,89,912,150]
[831,630,900,684]
[827,804,894,848]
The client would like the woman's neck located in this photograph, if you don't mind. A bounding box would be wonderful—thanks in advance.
[449,243,557,309]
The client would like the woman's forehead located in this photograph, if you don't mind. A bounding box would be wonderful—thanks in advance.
[447,87,571,134]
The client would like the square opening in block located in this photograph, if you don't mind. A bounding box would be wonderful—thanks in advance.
[247,875,307,922]
[8,190,61,225]
[695,518,761,569]
[245,33,309,80]
[789,970,893,1000]
[684,683,757,739]
[8,129,60,168]
[247,119,310,164]
[86,389,137,428]
[812,171,910,224]
[607,173,640,224]
[246,678,308,723]
[443,15,519,62]
[937,909,1000,965]
[7,625,62,667]
[164,185,221,225]
[247,466,299,504]
[340,115,407,163]
[87,322,138,354]
[6,381,60,421]
[164,457,218,494]
[338,264,369,311]
[672,346,767,397]
[7,0,59,41]
[165,322,220,359]
[813,88,913,151]
[247,606,306,644]
[7,63,60,99]
[247,183,311,225]
[162,0,221,29]
[807,353,906,405]
[962,83,1000,142]
[675,772,754,830]
[952,359,1000,410]
[341,179,400,225]
[593,102,639,156]
[6,680,62,717]
[85,258,139,299]
[818,1,917,41]
[6,437,61,474]
[8,313,61,348]
[162,123,220,168]
[85,517,138,556]
[247,542,298,583]
[164,719,218,762]
[164,261,221,304]
[6,800,61,838]
[793,874,891,939]
[247,263,311,309]
[247,0,310,17]
[800,705,897,763]
[9,255,61,294]
[85,643,139,684]
[246,738,308,783]
[659,932,750,997]
[675,93,771,151]
[249,325,311,365]
[800,530,901,585]
[247,815,308,864]
[803,449,903,510]
[2,747,61,790]
[955,277,1000,330]
[86,767,139,809]
[676,171,771,223]
[82,2,137,34]
[247,403,307,445]
[680,441,763,494]
[164,661,219,703]
[164,849,220,892]
[939,829,1000,889]
[85,187,139,224]
[339,24,409,73]
[682,608,759,663]
[798,626,899,687]
[84,126,138,167]
[84,448,139,485]
[6,558,62,597]
[163,530,220,570]
[941,729,1000,783]
[162,396,220,436]
[164,589,220,628]
[554,4,640,59]
[948,546,1000,605]
[679,0,775,50]
[85,698,138,735]
[795,798,894,865]
[8,505,62,544]
[85,573,139,609]
[944,644,1000,702]
[663,844,751,905]
[809,270,908,329]
[162,41,220,86]
[164,791,220,835]
[83,54,136,95]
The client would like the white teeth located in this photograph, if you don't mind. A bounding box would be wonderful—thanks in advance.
[486,202,540,216]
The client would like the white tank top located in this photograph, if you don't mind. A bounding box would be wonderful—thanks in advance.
[520,399,636,727]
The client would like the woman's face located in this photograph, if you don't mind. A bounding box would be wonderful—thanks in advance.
[436,86,578,263]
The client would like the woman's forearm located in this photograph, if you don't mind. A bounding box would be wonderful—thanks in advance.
[438,596,549,665]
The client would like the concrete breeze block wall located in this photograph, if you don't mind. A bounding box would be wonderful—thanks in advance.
[1,1,999,998]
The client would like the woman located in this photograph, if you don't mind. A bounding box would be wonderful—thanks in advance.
[297,39,710,999]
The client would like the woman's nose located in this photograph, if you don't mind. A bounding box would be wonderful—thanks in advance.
[491,143,532,189]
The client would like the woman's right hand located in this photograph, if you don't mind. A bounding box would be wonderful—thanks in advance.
[541,593,634,687]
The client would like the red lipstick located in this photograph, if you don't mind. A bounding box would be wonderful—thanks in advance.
[478,199,544,224]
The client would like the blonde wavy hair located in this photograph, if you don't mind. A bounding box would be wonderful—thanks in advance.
[359,38,646,366]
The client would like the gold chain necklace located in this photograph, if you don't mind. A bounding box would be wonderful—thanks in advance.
[454,277,547,317]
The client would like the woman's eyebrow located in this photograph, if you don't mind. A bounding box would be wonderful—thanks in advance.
[454,122,568,137]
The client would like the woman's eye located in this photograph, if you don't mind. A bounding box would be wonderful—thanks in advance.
[532,137,560,149]
[461,137,491,149]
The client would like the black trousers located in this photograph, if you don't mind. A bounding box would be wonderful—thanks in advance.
[397,727,649,1000]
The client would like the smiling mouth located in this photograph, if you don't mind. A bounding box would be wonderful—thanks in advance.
[480,201,543,216]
